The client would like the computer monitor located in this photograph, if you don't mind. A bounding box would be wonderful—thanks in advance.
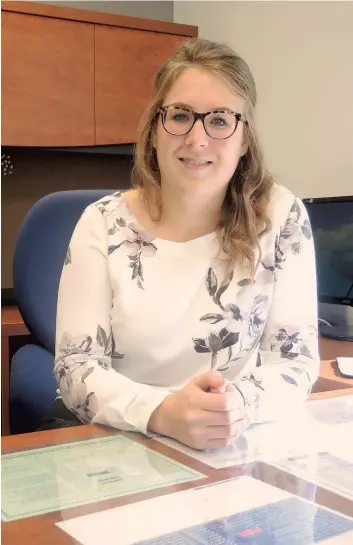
[302,196,353,341]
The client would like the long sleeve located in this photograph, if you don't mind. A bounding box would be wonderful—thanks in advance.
[234,197,320,423]
[54,205,170,434]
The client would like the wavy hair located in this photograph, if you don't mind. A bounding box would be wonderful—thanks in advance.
[131,38,273,279]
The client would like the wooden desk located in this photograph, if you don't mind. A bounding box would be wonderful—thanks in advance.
[1,305,353,437]
[320,336,353,360]
[312,337,353,396]
[2,389,353,545]
[1,306,29,436]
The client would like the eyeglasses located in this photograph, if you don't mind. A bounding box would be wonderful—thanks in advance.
[158,105,247,140]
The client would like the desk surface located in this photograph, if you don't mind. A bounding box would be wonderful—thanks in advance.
[2,388,353,545]
[1,306,29,337]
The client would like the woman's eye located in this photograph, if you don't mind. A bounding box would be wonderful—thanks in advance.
[173,114,189,122]
[211,117,227,126]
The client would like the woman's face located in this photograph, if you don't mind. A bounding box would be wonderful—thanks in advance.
[154,67,248,200]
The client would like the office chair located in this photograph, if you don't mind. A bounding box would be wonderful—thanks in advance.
[10,189,115,434]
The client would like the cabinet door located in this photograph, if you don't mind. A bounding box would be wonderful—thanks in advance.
[1,11,95,147]
[95,26,186,145]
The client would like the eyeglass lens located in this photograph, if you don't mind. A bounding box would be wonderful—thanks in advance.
[163,107,237,139]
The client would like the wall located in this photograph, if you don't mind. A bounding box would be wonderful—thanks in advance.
[174,1,353,198]
[35,1,173,22]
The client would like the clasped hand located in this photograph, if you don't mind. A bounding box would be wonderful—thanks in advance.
[148,370,249,450]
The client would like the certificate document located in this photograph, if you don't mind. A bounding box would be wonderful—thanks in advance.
[1,435,205,522]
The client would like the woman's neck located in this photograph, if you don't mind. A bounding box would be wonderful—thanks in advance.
[155,187,225,242]
[126,187,226,243]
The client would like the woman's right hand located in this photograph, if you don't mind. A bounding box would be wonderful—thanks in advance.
[147,370,246,450]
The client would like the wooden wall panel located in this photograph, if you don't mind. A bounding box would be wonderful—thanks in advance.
[1,11,95,146]
[95,27,186,144]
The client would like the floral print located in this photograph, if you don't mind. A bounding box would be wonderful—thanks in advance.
[193,328,239,369]
[108,221,157,290]
[274,236,286,270]
[257,198,313,276]
[278,198,313,259]
[95,192,122,218]
[193,268,270,372]
[247,295,269,339]
[54,187,320,434]
[54,333,97,422]
[64,247,71,266]
[89,192,158,289]
[54,325,124,422]
[272,326,313,360]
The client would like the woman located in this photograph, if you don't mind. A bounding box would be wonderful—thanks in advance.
[53,38,319,450]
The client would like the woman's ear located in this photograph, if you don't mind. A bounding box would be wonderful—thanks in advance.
[240,129,249,157]
[241,142,248,157]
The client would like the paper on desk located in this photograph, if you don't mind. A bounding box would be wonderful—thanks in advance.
[262,396,353,501]
[1,435,205,522]
[56,475,353,545]
[306,395,353,426]
[270,450,353,502]
[157,409,331,469]
[269,425,353,502]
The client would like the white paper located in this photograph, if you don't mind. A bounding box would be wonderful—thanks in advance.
[306,395,353,426]
[270,439,353,502]
[56,476,353,545]
[156,410,330,469]
[265,397,353,501]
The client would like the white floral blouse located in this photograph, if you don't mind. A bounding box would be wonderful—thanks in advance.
[54,184,320,435]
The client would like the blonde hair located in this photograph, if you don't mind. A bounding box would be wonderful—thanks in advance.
[131,38,273,279]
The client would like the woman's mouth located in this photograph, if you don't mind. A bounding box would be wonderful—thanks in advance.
[179,158,213,168]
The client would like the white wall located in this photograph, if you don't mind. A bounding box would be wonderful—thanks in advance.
[174,1,353,198]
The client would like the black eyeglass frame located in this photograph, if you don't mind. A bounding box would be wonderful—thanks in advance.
[158,105,248,140]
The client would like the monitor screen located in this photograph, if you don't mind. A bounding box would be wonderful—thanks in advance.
[303,197,353,304]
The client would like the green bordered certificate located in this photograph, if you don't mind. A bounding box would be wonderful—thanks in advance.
[2,435,205,522]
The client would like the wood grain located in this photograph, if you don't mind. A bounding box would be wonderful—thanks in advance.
[1,338,10,436]
[1,2,197,147]
[1,306,29,337]
[1,1,198,37]
[311,358,353,395]
[1,11,95,147]
[1,307,29,436]
[94,26,186,144]
[320,336,353,359]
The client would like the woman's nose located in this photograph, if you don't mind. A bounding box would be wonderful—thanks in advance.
[184,119,209,148]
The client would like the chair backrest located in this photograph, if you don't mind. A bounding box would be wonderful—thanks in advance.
[13,189,116,353]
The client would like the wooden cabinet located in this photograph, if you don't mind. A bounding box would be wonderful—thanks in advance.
[1,2,197,147]
[95,26,185,145]
[1,11,95,147]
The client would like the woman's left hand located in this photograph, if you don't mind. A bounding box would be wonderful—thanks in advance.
[210,382,253,433]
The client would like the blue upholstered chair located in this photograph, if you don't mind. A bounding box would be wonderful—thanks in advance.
[10,189,115,434]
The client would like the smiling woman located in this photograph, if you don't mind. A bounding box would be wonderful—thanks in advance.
[51,39,320,452]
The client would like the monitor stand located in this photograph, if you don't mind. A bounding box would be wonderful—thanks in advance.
[319,323,353,342]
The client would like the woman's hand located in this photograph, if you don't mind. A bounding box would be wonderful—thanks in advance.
[148,370,246,450]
